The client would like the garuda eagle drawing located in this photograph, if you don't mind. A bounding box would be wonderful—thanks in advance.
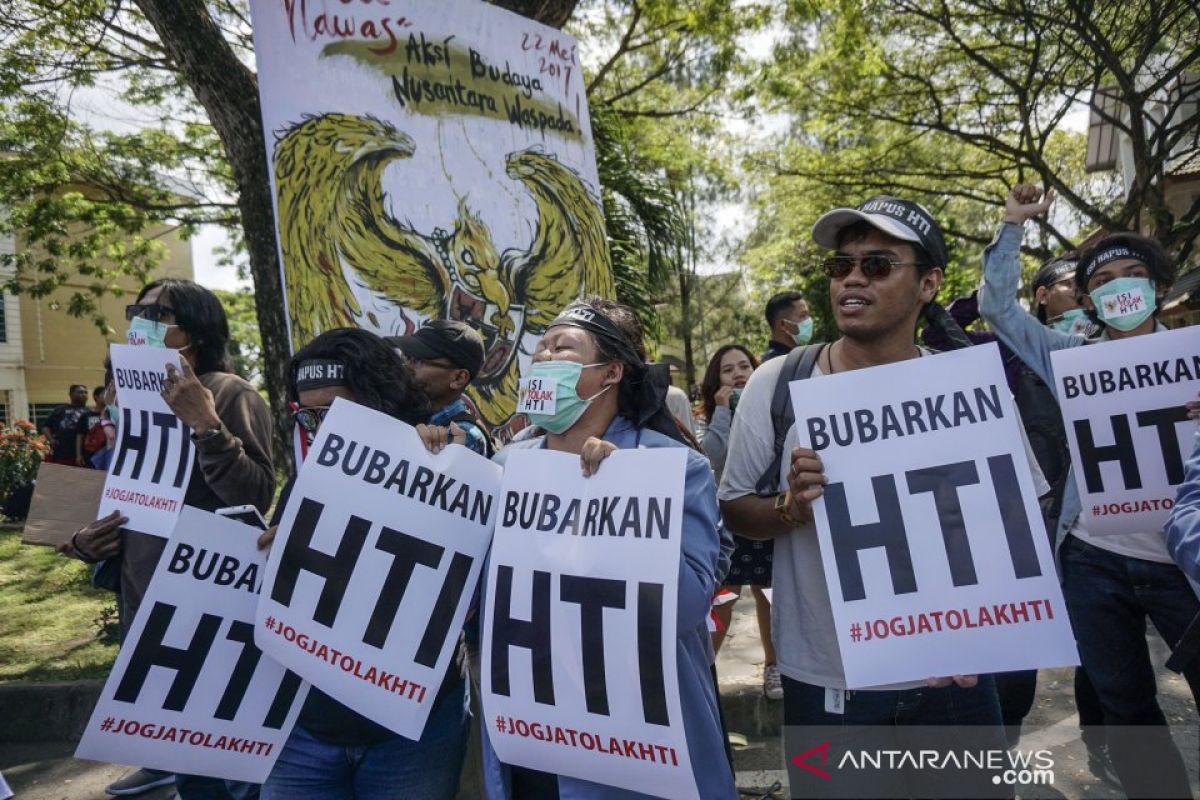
[271,112,613,426]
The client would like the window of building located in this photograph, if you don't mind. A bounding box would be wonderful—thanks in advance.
[30,403,62,431]
[0,404,8,426]
[0,296,7,344]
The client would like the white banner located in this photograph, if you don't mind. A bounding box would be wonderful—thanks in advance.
[98,344,195,537]
[1051,326,1200,536]
[76,507,308,782]
[793,345,1078,688]
[256,398,499,739]
[481,448,697,800]
[249,0,611,433]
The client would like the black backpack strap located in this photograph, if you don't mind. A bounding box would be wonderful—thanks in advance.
[755,344,825,495]
[447,411,495,458]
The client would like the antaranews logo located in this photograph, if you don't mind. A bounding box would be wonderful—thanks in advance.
[791,741,832,781]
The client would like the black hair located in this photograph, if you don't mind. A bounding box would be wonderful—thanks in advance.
[136,278,231,375]
[69,384,87,393]
[1075,233,1175,326]
[700,344,758,423]
[92,386,105,399]
[835,221,935,274]
[765,291,806,326]
[288,328,430,425]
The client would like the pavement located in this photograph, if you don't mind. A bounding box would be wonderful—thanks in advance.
[2,595,1198,800]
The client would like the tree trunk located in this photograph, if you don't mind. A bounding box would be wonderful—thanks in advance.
[677,255,695,391]
[488,0,579,28]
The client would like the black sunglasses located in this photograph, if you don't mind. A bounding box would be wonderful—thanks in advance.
[291,406,331,434]
[821,255,924,281]
[125,303,175,323]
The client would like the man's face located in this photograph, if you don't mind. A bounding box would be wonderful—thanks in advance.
[775,300,811,339]
[70,386,88,406]
[410,356,469,405]
[829,230,942,342]
[1037,278,1079,321]
[1082,258,1167,314]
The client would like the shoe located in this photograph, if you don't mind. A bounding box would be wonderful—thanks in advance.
[105,768,175,797]
[1086,745,1120,788]
[763,663,784,700]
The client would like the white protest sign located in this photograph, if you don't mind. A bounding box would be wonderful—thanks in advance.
[1051,326,1200,536]
[793,344,1077,689]
[516,376,556,415]
[256,398,499,739]
[76,507,308,782]
[99,344,195,537]
[482,448,697,800]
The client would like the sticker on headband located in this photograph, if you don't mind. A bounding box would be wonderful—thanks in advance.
[517,376,556,414]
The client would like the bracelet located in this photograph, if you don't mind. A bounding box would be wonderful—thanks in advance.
[190,423,224,442]
[774,491,801,528]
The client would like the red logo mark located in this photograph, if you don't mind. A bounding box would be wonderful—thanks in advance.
[791,741,832,780]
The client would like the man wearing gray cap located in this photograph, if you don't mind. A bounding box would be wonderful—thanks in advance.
[719,196,1011,797]
[390,320,493,457]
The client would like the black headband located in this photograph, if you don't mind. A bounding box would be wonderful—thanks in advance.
[548,305,643,367]
[1079,243,1153,282]
[295,359,348,392]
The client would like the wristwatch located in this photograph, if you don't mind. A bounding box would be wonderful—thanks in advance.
[190,422,224,442]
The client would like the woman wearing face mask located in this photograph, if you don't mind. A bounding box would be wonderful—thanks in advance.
[254,328,470,800]
[65,278,274,800]
[697,346,781,695]
[980,185,1197,799]
[479,298,735,800]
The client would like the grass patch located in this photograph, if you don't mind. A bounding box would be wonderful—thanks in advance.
[0,527,118,682]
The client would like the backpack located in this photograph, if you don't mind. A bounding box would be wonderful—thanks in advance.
[755,344,826,495]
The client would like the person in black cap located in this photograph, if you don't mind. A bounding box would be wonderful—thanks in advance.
[390,320,493,457]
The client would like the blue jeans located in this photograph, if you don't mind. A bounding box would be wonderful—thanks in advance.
[1060,534,1200,798]
[782,675,1007,799]
[261,679,468,800]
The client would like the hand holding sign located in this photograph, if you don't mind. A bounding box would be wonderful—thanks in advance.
[62,510,127,561]
[580,436,617,477]
[161,362,221,434]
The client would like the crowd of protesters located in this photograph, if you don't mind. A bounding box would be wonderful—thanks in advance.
[45,179,1200,800]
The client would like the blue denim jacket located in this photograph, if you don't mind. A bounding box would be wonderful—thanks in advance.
[480,416,735,800]
[1166,431,1200,583]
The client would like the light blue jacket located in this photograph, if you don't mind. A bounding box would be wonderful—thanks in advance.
[481,415,735,800]
[1166,432,1200,583]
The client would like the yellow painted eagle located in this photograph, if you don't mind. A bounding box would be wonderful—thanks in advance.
[271,112,614,426]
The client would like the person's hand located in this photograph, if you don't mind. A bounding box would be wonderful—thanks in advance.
[786,446,826,520]
[925,675,979,689]
[714,386,735,408]
[75,455,85,467]
[416,422,466,454]
[1187,394,1200,422]
[257,525,277,551]
[1003,184,1055,226]
[66,510,126,561]
[162,362,221,433]
[581,437,618,477]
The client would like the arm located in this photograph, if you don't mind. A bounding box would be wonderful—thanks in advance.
[196,382,276,514]
[701,405,732,473]
[977,185,1081,388]
[678,451,721,631]
[1166,431,1200,584]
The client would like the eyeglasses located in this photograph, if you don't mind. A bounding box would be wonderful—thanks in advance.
[125,303,176,323]
[291,406,331,434]
[821,255,924,281]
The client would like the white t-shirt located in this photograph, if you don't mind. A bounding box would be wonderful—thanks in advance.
[717,351,1048,690]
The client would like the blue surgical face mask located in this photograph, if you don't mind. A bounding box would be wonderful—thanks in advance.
[790,317,814,346]
[519,360,611,434]
[127,316,171,348]
[1049,308,1091,335]
[1089,276,1156,332]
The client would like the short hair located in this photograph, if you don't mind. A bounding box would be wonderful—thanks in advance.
[92,386,105,399]
[136,278,231,375]
[288,328,430,425]
[69,384,87,393]
[835,221,935,273]
[1074,232,1175,292]
[764,291,806,326]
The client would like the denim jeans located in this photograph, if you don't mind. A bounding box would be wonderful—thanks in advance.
[1060,534,1200,798]
[261,677,468,800]
[781,675,1007,799]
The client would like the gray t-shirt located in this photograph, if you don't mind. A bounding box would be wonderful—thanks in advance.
[717,352,1047,690]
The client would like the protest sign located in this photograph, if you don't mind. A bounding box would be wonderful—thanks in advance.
[22,462,105,547]
[97,344,194,537]
[1050,326,1200,536]
[256,398,499,739]
[793,344,1077,688]
[249,0,612,433]
[76,507,307,782]
[482,448,697,800]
